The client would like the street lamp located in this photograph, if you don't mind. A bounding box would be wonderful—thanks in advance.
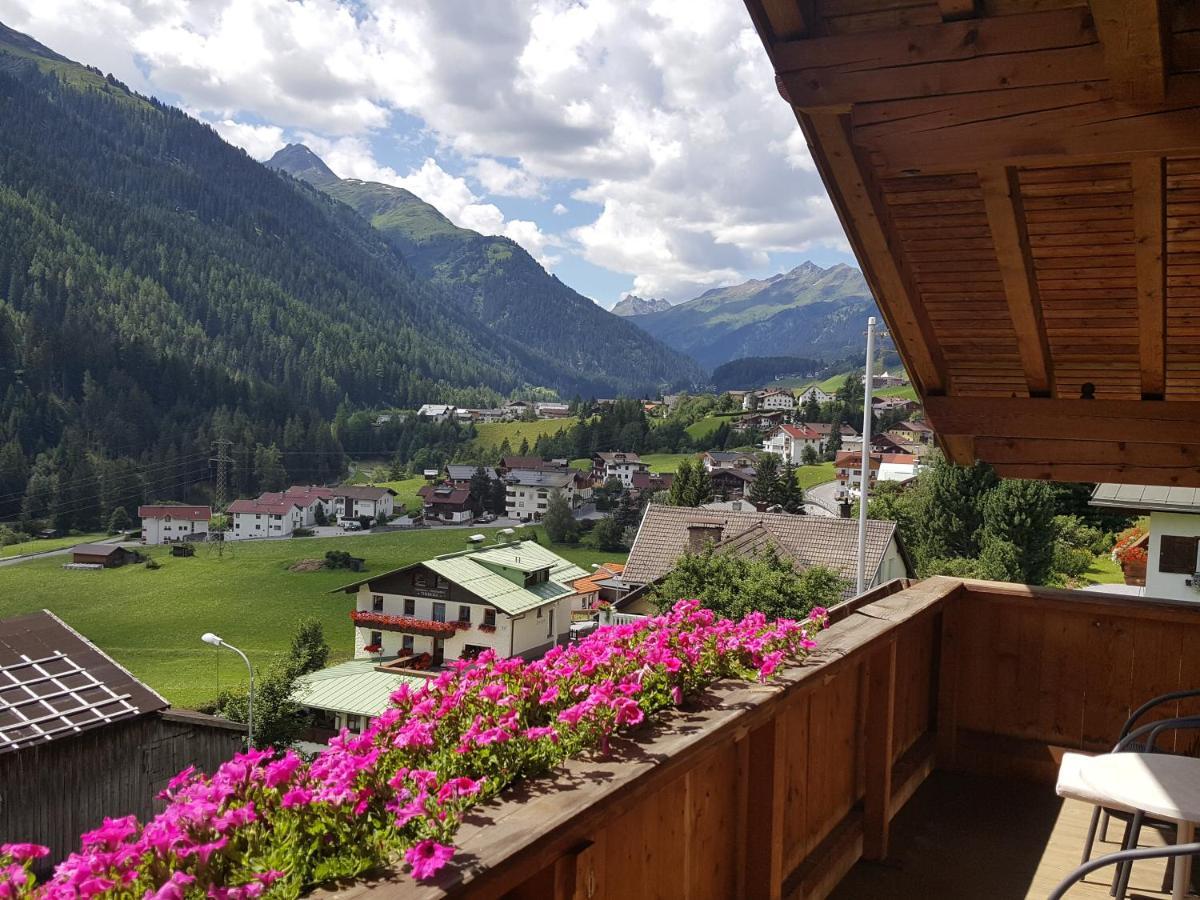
[201,632,254,748]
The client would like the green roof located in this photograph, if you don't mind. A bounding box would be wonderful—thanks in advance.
[331,540,587,617]
[293,659,425,718]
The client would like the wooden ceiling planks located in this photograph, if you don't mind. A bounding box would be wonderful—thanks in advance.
[745,0,1200,486]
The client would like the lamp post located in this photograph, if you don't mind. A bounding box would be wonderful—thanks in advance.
[201,632,254,748]
[856,317,877,596]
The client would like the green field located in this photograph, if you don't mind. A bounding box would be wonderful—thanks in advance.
[874,384,918,401]
[0,528,627,709]
[471,419,578,452]
[796,462,836,490]
[0,532,110,558]
[686,415,741,444]
[373,475,428,516]
[640,453,694,473]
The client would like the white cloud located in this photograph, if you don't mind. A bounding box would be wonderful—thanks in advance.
[0,0,849,299]
[552,203,568,215]
[210,119,286,160]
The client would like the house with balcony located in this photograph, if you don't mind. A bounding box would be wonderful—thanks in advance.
[1090,485,1200,602]
[592,452,649,488]
[282,485,335,525]
[797,384,832,405]
[333,538,584,667]
[227,496,304,540]
[417,483,476,524]
[504,469,575,521]
[700,450,756,472]
[136,505,211,544]
[332,485,396,524]
[744,388,796,411]
[762,423,823,464]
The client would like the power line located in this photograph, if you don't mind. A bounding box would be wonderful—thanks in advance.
[0,452,212,507]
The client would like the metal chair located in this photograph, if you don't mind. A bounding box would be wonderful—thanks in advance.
[1049,842,1200,899]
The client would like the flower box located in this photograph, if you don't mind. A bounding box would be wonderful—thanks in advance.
[478,623,497,633]
[350,610,462,638]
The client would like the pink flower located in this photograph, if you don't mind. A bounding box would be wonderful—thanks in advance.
[264,751,302,788]
[0,844,48,863]
[405,840,454,882]
[280,787,312,809]
[147,871,195,900]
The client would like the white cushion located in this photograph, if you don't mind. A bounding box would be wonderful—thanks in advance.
[1056,752,1136,811]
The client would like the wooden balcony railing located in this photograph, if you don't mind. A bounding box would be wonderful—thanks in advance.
[332,576,1200,900]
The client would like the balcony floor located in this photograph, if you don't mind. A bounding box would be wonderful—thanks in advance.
[832,771,1188,899]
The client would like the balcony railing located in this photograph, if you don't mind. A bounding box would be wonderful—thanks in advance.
[332,576,1200,899]
[349,611,468,638]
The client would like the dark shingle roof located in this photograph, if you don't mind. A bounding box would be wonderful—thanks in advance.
[0,611,167,753]
[623,504,905,590]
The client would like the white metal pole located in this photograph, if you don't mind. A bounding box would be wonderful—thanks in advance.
[856,317,877,595]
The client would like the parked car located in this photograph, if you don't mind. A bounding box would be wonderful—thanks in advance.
[341,521,361,531]
[477,512,496,523]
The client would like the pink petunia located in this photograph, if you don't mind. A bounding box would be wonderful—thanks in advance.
[0,844,48,863]
[405,840,454,882]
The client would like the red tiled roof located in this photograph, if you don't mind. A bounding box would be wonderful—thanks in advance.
[571,562,626,596]
[896,420,932,432]
[285,485,334,501]
[137,505,210,521]
[778,424,821,439]
[834,451,881,468]
[881,453,917,465]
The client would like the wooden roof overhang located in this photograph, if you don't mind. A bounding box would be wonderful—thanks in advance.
[743,0,1200,486]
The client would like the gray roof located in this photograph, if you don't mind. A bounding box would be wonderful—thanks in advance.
[505,469,572,488]
[334,485,397,500]
[447,465,498,481]
[624,503,908,591]
[293,659,425,718]
[1090,484,1200,514]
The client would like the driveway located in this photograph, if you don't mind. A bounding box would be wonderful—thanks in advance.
[804,479,843,517]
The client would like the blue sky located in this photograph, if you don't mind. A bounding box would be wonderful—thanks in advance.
[0,0,858,307]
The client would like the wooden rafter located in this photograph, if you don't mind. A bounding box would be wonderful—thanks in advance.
[801,111,947,395]
[978,165,1055,398]
[937,0,977,22]
[1090,0,1166,104]
[1131,157,1166,399]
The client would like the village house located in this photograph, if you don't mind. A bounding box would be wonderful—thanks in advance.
[890,419,934,445]
[709,467,756,499]
[797,385,831,405]
[803,421,858,452]
[415,404,456,422]
[870,370,909,389]
[0,611,243,873]
[878,452,920,484]
[332,485,397,524]
[282,485,335,525]
[136,505,211,545]
[743,388,796,411]
[1090,485,1200,602]
[701,450,756,472]
[417,484,476,524]
[592,452,649,488]
[502,400,532,419]
[446,465,499,489]
[570,562,627,617]
[534,402,571,418]
[762,424,823,464]
[497,456,565,475]
[739,410,786,432]
[504,469,575,521]
[834,450,882,495]
[334,538,585,668]
[629,470,674,499]
[227,496,304,539]
[293,659,425,742]
[872,395,919,415]
[617,504,912,612]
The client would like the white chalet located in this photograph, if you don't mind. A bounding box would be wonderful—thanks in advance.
[336,539,584,666]
[743,389,796,411]
[228,497,304,540]
[416,404,456,422]
[592,452,649,488]
[505,469,575,521]
[137,505,211,545]
[762,424,823,464]
[797,386,832,405]
[1091,485,1200,602]
[333,486,397,523]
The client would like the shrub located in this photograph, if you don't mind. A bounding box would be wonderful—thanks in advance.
[6,603,826,896]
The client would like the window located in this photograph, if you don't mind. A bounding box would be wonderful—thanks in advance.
[414,571,429,588]
[346,714,361,733]
[547,608,555,639]
[402,635,414,653]
[372,594,384,612]
[370,630,382,647]
[432,602,445,623]
[484,608,496,628]
[458,605,471,623]
[536,607,543,618]
[1160,535,1200,574]
[403,598,415,616]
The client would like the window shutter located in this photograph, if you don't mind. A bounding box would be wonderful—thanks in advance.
[1159,535,1200,574]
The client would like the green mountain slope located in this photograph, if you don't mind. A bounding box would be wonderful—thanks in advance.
[268,145,705,395]
[626,262,881,369]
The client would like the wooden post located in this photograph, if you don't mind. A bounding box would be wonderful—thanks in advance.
[739,717,786,900]
[863,640,898,860]
[936,598,963,769]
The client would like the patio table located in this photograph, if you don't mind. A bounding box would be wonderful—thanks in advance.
[1081,753,1200,899]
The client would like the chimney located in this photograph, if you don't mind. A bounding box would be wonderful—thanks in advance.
[686,523,724,552]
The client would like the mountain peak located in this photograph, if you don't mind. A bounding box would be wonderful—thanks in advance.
[267,143,337,185]
[0,21,71,63]
[612,294,673,316]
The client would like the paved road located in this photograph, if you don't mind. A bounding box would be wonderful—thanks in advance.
[804,480,842,517]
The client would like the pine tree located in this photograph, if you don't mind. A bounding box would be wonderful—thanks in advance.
[667,458,696,506]
[107,506,131,534]
[542,489,578,543]
[748,453,780,506]
[774,462,804,513]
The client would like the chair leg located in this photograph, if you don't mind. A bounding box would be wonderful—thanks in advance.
[1083,806,1102,864]
[1113,811,1144,900]
[1100,810,1110,843]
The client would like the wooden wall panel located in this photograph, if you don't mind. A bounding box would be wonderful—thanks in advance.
[891,616,936,763]
[804,661,865,851]
[1165,156,1200,398]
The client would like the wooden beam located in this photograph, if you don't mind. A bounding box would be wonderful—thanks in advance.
[1131,157,1166,399]
[924,396,1200,445]
[863,640,897,861]
[801,111,947,394]
[759,0,808,41]
[774,7,1100,110]
[978,165,1055,397]
[973,436,1200,468]
[1090,0,1166,104]
[937,0,977,21]
[864,94,1200,177]
[987,462,1200,487]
